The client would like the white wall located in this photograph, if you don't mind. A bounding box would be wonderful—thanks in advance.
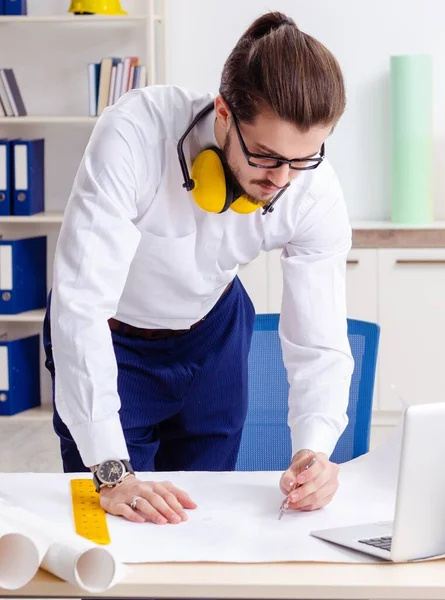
[165,0,445,222]
[6,0,445,223]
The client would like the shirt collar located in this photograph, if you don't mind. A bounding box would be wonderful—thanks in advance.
[196,105,219,151]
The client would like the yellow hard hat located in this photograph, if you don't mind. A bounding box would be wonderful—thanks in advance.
[68,0,127,15]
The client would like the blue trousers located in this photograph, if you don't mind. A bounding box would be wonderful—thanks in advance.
[43,277,255,473]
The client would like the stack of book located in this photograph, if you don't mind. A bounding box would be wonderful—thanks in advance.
[0,68,27,117]
[88,56,147,117]
[0,0,27,15]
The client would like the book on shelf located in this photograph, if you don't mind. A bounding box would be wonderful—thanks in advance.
[0,0,27,15]
[0,68,27,117]
[88,56,147,117]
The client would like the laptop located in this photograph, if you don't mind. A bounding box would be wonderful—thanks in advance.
[311,402,445,562]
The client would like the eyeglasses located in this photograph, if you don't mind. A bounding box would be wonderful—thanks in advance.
[231,112,325,171]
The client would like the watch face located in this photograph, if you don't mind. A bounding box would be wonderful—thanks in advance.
[97,459,125,484]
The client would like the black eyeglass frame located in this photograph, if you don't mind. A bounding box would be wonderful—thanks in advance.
[231,112,325,171]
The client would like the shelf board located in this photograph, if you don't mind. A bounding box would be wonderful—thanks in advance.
[0,15,148,23]
[0,309,45,323]
[0,211,63,223]
[0,404,52,421]
[0,116,97,124]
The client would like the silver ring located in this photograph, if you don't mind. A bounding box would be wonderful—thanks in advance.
[130,495,142,510]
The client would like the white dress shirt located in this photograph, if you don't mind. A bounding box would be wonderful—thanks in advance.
[51,85,354,468]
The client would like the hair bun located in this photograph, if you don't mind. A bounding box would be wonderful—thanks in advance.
[245,11,297,39]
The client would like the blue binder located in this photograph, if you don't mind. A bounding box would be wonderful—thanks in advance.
[0,1,4,15]
[0,139,12,216]
[12,138,44,215]
[0,236,46,314]
[4,0,27,15]
[0,334,40,415]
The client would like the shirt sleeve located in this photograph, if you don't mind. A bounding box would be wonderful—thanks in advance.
[279,177,355,459]
[50,109,147,468]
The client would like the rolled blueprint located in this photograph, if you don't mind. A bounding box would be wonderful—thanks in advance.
[42,539,122,593]
[390,54,433,224]
[0,500,123,592]
[0,518,41,590]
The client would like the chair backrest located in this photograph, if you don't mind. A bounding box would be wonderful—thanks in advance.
[235,314,380,471]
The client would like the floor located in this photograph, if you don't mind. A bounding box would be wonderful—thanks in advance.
[0,420,62,473]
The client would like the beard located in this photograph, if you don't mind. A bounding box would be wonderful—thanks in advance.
[223,135,279,206]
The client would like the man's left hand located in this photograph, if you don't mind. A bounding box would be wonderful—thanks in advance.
[279,449,339,511]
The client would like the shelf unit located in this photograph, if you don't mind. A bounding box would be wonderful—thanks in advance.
[0,15,156,23]
[0,0,166,422]
[0,211,63,223]
[0,2,165,101]
[0,116,98,123]
[0,309,45,323]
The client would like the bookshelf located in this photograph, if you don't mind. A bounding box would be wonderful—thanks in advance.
[0,0,166,423]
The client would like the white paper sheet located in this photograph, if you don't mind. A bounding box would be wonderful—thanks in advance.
[0,423,404,565]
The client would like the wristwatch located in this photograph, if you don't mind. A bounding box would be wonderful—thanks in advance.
[92,458,134,493]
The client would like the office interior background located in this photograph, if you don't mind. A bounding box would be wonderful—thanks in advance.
[0,0,443,472]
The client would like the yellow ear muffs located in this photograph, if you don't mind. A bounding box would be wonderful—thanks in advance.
[190,148,230,213]
[229,196,260,214]
[190,147,259,214]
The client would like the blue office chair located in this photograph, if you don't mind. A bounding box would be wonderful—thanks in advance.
[235,314,380,470]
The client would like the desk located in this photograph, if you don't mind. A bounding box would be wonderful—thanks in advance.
[1,560,445,600]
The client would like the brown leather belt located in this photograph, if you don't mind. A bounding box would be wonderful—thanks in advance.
[108,280,233,341]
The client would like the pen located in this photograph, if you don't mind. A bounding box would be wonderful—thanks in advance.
[278,456,316,520]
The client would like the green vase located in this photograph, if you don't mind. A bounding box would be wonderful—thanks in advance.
[390,54,434,224]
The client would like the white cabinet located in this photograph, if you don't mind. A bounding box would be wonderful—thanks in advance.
[345,249,378,322]
[238,249,283,314]
[258,245,445,423]
[263,247,378,321]
[378,249,445,411]
[345,249,379,410]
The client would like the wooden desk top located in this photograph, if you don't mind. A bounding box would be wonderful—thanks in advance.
[3,559,445,600]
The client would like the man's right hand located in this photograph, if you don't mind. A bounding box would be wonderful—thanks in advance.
[99,475,197,524]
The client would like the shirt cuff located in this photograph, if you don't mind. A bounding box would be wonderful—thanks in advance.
[69,415,130,468]
[290,415,348,459]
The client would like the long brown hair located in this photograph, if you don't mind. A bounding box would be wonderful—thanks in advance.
[219,11,346,132]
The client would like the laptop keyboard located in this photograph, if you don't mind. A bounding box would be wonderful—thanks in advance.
[358,536,392,551]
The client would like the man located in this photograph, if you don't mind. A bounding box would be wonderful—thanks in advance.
[43,10,354,525]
